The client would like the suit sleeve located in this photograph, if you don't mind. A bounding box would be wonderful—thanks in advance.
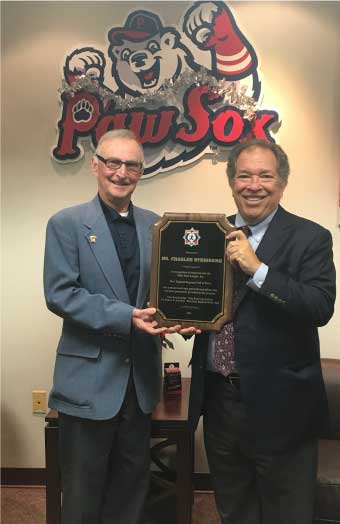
[43,212,134,336]
[259,227,336,327]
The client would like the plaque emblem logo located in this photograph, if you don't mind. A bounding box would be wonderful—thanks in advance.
[183,227,201,247]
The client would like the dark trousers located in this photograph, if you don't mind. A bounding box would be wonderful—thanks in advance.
[58,374,151,524]
[204,371,318,524]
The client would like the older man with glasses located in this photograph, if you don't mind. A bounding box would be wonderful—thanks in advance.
[44,129,195,524]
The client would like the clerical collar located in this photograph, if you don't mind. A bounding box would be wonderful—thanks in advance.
[99,195,135,225]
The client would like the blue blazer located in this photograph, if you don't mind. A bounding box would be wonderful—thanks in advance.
[44,196,161,419]
[189,206,336,453]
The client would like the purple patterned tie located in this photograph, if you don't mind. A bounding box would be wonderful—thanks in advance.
[214,226,251,376]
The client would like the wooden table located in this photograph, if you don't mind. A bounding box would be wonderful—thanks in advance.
[45,378,194,524]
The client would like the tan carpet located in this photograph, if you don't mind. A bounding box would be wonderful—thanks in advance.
[2,487,46,524]
[1,487,220,524]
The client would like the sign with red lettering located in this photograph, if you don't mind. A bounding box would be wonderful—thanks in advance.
[52,1,280,177]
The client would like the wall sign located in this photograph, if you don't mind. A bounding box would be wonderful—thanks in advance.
[52,1,280,177]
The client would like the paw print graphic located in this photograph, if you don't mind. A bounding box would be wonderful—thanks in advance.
[72,99,94,123]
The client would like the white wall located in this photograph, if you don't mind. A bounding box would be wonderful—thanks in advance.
[2,1,339,471]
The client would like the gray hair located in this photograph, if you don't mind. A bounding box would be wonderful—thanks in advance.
[95,129,144,161]
[227,139,290,183]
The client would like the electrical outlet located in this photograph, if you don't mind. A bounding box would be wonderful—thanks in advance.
[32,390,47,414]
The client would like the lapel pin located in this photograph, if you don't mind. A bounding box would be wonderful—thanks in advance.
[89,235,97,244]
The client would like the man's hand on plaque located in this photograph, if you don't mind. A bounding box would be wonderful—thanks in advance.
[163,325,201,335]
[177,326,202,336]
[143,303,192,335]
[132,307,168,335]
[226,230,261,276]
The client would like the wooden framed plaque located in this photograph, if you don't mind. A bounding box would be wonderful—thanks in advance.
[149,213,236,331]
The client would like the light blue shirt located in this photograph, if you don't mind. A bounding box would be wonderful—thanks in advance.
[206,208,278,373]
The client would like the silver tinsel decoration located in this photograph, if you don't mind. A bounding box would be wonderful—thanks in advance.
[59,67,257,120]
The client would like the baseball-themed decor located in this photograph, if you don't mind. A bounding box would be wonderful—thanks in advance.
[52,1,280,177]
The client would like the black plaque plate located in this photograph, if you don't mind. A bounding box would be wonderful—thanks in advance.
[149,213,235,331]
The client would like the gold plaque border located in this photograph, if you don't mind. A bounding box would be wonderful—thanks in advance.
[149,213,235,332]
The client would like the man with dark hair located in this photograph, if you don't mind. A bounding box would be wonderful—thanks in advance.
[189,139,336,524]
[44,130,193,524]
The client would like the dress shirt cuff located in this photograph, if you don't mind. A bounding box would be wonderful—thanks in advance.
[247,263,269,291]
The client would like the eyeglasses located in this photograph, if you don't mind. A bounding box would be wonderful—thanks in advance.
[96,154,143,174]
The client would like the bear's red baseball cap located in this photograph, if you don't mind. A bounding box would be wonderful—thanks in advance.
[108,11,163,45]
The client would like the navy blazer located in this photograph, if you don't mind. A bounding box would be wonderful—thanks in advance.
[189,206,336,454]
[44,196,161,420]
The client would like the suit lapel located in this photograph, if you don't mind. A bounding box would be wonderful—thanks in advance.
[82,196,130,302]
[255,206,293,263]
[134,207,152,309]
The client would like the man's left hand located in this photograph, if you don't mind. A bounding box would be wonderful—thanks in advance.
[132,309,202,336]
[132,307,168,335]
[226,230,261,276]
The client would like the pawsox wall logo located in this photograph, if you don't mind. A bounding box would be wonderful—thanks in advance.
[52,1,280,177]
